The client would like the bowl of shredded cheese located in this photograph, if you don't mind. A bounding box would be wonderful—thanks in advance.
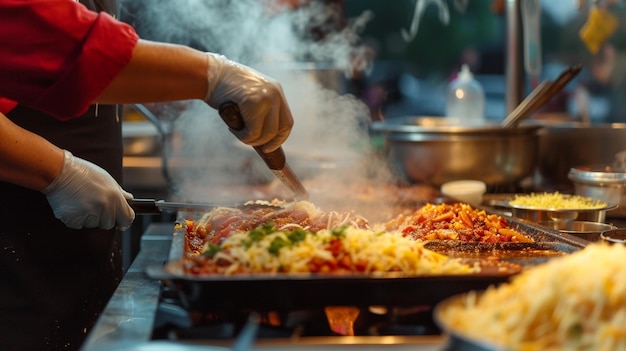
[434,243,626,351]
[502,192,616,222]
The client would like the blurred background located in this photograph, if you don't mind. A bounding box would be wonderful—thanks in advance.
[115,0,626,268]
[116,0,626,190]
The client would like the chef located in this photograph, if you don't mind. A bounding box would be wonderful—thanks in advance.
[0,1,294,350]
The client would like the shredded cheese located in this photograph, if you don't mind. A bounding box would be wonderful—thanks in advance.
[201,225,479,275]
[508,192,607,209]
[439,243,626,351]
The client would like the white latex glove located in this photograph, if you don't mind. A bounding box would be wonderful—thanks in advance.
[42,150,135,230]
[205,53,294,152]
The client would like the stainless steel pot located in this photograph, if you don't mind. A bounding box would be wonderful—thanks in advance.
[537,122,626,187]
[569,165,626,217]
[370,117,541,187]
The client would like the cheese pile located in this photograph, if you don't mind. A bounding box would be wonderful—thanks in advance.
[508,192,607,209]
[438,243,626,350]
[205,224,479,275]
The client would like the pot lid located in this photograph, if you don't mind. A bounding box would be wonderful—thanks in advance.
[568,165,626,185]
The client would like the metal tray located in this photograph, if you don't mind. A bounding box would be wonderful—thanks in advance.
[147,263,516,312]
[145,213,586,312]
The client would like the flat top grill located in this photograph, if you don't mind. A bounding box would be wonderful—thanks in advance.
[80,223,446,351]
[80,160,607,351]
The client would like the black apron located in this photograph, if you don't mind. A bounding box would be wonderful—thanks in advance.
[0,2,125,351]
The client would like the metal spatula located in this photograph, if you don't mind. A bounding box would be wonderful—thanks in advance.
[128,198,281,215]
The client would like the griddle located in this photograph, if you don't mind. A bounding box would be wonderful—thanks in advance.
[145,215,587,312]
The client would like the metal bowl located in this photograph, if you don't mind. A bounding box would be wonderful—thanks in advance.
[537,122,626,186]
[569,165,626,218]
[600,228,626,245]
[503,200,617,223]
[538,220,616,242]
[370,117,541,187]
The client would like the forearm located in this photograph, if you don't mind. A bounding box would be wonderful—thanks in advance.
[96,40,209,104]
[0,112,63,191]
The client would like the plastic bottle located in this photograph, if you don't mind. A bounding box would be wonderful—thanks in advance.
[445,64,485,121]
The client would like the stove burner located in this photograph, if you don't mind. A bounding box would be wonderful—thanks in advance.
[152,286,442,342]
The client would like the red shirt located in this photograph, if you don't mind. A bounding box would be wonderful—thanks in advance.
[0,0,139,119]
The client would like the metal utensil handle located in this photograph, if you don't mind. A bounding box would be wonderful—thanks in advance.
[501,80,551,128]
[519,64,583,120]
[543,64,582,98]
[127,198,162,215]
[219,102,286,170]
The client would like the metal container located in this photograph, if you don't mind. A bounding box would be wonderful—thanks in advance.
[507,203,617,223]
[122,121,161,156]
[538,220,617,242]
[485,193,617,223]
[537,123,626,187]
[569,165,626,218]
[370,117,541,187]
[600,228,626,245]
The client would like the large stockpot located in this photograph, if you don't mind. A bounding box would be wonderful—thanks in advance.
[537,122,626,187]
[370,117,541,187]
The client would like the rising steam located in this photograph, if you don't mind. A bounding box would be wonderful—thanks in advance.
[120,0,397,207]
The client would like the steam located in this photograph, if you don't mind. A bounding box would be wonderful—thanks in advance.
[121,0,397,208]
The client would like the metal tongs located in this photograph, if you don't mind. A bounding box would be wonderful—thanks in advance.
[219,102,309,200]
[127,198,282,215]
[501,64,583,128]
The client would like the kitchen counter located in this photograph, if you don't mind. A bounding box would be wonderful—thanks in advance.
[80,223,172,351]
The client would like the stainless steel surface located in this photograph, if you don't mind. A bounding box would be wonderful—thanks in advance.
[537,123,626,187]
[504,203,615,223]
[482,192,618,223]
[82,223,446,351]
[269,162,309,200]
[511,205,616,223]
[128,198,280,214]
[500,80,550,128]
[600,228,626,244]
[88,338,444,351]
[81,223,173,351]
[569,165,626,217]
[232,314,260,351]
[537,220,616,242]
[370,117,540,187]
[505,0,523,114]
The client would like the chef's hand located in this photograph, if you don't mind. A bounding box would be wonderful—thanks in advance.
[42,150,135,230]
[204,53,294,152]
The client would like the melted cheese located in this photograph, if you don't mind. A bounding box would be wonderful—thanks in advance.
[208,226,478,275]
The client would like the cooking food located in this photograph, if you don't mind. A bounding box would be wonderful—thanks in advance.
[183,200,370,255]
[436,243,626,350]
[181,200,477,275]
[179,200,537,276]
[183,224,479,275]
[380,202,533,243]
[508,191,608,209]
